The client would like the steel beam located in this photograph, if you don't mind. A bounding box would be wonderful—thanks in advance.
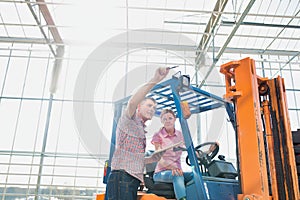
[195,0,228,67]
[199,0,256,88]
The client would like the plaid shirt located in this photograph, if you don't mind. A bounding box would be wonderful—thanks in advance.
[111,112,146,182]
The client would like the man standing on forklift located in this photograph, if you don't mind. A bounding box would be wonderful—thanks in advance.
[106,67,170,200]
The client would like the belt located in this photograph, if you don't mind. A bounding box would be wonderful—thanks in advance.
[111,170,139,181]
[112,169,126,173]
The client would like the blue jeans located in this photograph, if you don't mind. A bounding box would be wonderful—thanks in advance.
[153,170,193,199]
[106,170,140,200]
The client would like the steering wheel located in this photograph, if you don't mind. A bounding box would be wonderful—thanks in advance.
[186,142,219,167]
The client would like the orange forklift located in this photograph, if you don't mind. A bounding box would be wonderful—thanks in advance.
[220,57,299,199]
[101,57,300,200]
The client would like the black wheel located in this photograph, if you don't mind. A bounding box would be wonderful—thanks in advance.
[259,82,269,96]
[186,142,219,167]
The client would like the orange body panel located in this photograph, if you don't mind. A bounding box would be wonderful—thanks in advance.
[96,193,105,200]
[96,192,168,200]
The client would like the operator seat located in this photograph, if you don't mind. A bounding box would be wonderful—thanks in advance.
[144,150,175,199]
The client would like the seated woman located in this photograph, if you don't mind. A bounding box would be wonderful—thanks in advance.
[151,109,193,200]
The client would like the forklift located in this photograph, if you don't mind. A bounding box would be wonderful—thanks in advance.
[102,57,299,200]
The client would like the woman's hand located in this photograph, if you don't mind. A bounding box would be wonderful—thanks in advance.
[172,168,183,176]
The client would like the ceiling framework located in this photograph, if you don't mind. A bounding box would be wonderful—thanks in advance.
[198,0,257,87]
[0,1,297,97]
[195,0,229,67]
[128,0,299,87]
[0,0,298,99]
[0,0,299,63]
[0,0,63,56]
[27,0,63,56]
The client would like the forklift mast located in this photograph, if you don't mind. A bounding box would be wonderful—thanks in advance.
[220,57,299,200]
